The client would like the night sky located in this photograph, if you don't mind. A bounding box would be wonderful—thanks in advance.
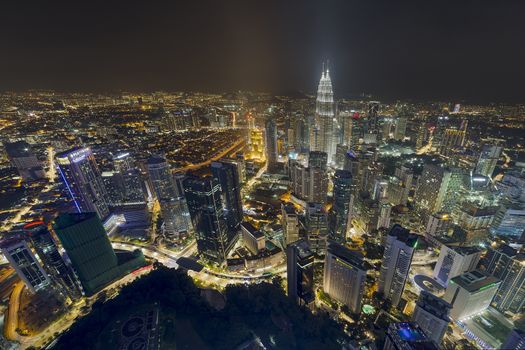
[1,0,524,102]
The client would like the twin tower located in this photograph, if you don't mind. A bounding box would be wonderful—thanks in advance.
[311,62,336,162]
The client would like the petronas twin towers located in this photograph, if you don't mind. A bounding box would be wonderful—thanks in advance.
[311,62,336,162]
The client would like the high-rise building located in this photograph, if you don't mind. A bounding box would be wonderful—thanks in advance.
[53,213,145,296]
[334,144,348,169]
[484,245,525,314]
[378,224,418,307]
[211,160,243,234]
[113,152,134,173]
[265,118,278,171]
[323,242,367,314]
[394,117,407,141]
[56,147,110,220]
[281,202,300,245]
[241,222,265,255]
[443,270,500,320]
[309,166,328,205]
[475,144,503,177]
[183,174,237,263]
[305,202,329,255]
[312,63,335,162]
[308,151,328,171]
[412,291,451,346]
[0,238,51,293]
[147,155,192,237]
[414,164,465,216]
[287,239,314,306]
[365,102,380,141]
[384,322,438,350]
[331,170,353,241]
[439,119,468,156]
[501,329,525,350]
[433,245,482,287]
[248,128,265,161]
[24,222,81,297]
[5,140,45,180]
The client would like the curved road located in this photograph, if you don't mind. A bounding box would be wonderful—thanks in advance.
[5,281,25,341]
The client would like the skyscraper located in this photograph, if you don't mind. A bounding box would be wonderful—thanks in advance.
[323,242,367,314]
[0,238,51,293]
[312,63,335,162]
[211,160,243,235]
[365,101,380,141]
[24,222,81,297]
[265,118,278,171]
[384,322,438,350]
[394,117,407,141]
[305,202,329,255]
[501,329,525,350]
[378,224,418,307]
[412,291,451,346]
[308,151,328,171]
[147,155,192,237]
[55,147,110,220]
[484,244,525,314]
[433,245,482,287]
[184,174,237,263]
[443,270,500,320]
[281,202,300,246]
[475,143,503,177]
[331,169,353,241]
[414,164,465,216]
[287,239,314,306]
[53,213,145,296]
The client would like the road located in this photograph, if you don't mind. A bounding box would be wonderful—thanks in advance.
[4,281,25,342]
[176,138,245,173]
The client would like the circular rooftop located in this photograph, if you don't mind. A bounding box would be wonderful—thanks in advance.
[413,274,445,296]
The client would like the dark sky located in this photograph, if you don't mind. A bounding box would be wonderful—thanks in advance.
[1,0,524,102]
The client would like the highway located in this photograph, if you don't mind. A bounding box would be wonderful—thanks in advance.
[4,281,25,342]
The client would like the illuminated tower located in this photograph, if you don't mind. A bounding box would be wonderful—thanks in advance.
[55,147,110,220]
[312,62,335,162]
[265,118,278,170]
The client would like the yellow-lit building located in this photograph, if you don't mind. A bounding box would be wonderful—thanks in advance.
[248,128,265,161]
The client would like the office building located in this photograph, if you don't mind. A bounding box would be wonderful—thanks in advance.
[414,164,465,216]
[5,140,45,180]
[248,128,265,161]
[384,322,438,350]
[265,118,278,171]
[211,160,243,235]
[147,155,192,237]
[311,63,335,162]
[412,291,451,346]
[501,329,525,350]
[24,222,81,297]
[443,270,500,320]
[475,144,503,177]
[331,170,353,241]
[308,151,328,171]
[323,242,366,314]
[287,239,314,306]
[53,213,146,296]
[484,245,525,314]
[281,202,300,245]
[0,238,51,293]
[56,147,110,220]
[241,222,265,255]
[433,245,482,287]
[184,174,237,264]
[365,101,380,141]
[378,224,418,307]
[305,203,329,255]
[394,117,407,141]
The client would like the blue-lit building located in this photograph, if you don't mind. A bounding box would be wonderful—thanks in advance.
[55,147,110,220]
[384,322,438,350]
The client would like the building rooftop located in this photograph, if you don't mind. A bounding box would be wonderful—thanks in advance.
[241,221,264,239]
[450,270,500,293]
[450,245,482,256]
[52,212,98,230]
[387,322,438,350]
[388,224,418,247]
[327,241,366,270]
[416,290,451,320]
[5,141,33,158]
